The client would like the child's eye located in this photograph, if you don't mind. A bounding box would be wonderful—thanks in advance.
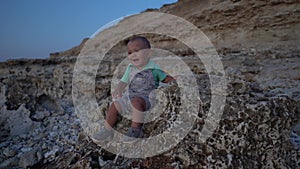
[128,49,140,55]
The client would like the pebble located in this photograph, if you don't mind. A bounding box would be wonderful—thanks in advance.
[3,148,17,157]
[98,157,107,167]
[18,149,38,168]
[21,147,32,152]
[44,146,60,158]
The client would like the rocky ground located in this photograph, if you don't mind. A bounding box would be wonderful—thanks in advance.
[0,0,300,168]
[0,49,299,168]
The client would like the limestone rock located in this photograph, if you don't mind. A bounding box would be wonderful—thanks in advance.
[4,104,37,136]
[18,149,38,168]
[0,0,300,168]
[50,38,89,58]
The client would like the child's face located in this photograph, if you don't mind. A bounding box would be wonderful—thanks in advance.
[127,40,150,70]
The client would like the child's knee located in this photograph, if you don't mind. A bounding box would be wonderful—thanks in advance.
[131,96,146,111]
[111,101,124,115]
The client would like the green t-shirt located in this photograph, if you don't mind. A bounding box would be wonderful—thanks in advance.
[120,60,167,88]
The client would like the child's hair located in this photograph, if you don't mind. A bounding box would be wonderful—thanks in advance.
[127,36,151,49]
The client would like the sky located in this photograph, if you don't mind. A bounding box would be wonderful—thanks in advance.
[0,0,177,62]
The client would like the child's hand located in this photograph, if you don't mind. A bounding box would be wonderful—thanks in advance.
[112,88,123,99]
[112,81,127,99]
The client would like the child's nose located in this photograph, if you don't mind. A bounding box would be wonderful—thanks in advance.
[129,52,137,58]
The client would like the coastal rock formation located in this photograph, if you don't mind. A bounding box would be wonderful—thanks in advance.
[157,0,300,51]
[50,0,300,58]
[0,0,299,168]
[50,38,89,58]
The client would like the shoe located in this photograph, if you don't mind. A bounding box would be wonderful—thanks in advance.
[93,128,113,141]
[123,127,144,142]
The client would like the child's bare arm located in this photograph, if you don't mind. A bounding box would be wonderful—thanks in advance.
[112,81,127,98]
[162,75,176,83]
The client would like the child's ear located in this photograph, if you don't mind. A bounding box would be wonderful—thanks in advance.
[142,48,151,58]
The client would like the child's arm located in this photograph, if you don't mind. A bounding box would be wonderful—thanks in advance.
[162,75,176,84]
[112,81,127,98]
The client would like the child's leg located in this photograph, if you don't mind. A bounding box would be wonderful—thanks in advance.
[104,102,120,130]
[93,102,120,140]
[130,96,146,128]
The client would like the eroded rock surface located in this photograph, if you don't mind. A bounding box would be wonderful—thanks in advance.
[0,0,300,168]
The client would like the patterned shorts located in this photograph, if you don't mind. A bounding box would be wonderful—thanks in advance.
[113,93,154,116]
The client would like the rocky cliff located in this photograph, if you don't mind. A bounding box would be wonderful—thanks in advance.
[0,0,299,168]
[51,0,300,58]
[157,0,300,51]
